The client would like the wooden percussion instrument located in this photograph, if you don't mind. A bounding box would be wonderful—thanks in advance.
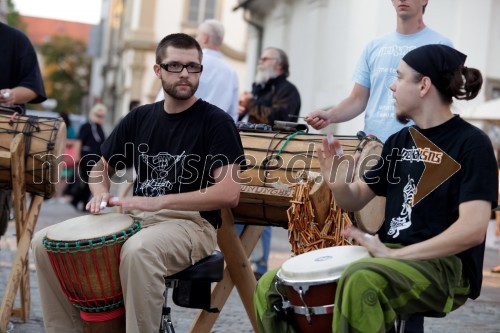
[0,113,66,198]
[43,213,141,332]
[233,130,361,228]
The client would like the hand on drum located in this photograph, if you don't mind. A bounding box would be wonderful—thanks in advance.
[0,89,14,104]
[342,225,393,258]
[304,110,329,130]
[86,193,114,214]
[108,196,165,212]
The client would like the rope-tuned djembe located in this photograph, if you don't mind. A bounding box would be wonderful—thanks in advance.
[0,113,66,198]
[43,213,141,332]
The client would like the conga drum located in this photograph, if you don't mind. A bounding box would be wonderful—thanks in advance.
[0,113,66,198]
[276,245,371,333]
[43,213,141,332]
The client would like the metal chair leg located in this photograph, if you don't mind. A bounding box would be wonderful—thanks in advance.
[159,282,176,333]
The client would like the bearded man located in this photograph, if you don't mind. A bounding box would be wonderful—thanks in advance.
[238,47,301,124]
[236,47,302,283]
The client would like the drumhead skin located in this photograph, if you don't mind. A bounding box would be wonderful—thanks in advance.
[46,213,135,241]
[278,246,371,283]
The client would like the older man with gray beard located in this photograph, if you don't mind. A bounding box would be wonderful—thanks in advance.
[237,47,301,280]
[238,47,301,124]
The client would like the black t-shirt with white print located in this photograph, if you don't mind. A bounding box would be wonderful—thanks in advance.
[364,115,498,299]
[101,99,245,228]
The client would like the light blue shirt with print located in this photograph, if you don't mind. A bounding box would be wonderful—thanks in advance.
[353,27,453,142]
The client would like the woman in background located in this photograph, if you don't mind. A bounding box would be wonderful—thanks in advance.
[70,103,107,210]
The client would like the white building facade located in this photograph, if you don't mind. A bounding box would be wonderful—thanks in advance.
[237,0,500,135]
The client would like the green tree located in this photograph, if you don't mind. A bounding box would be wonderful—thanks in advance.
[39,35,91,113]
[5,0,26,31]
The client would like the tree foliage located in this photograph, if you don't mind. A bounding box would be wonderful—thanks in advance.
[5,0,26,31]
[39,36,91,113]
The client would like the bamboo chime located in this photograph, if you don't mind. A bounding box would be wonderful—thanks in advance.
[287,174,356,255]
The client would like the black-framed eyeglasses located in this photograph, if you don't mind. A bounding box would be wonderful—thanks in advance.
[158,62,203,73]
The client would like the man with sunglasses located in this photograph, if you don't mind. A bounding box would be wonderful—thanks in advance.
[32,33,245,333]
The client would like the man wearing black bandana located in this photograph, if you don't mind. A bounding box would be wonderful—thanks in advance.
[254,44,498,332]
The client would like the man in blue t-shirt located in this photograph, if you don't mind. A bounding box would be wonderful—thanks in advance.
[306,0,452,143]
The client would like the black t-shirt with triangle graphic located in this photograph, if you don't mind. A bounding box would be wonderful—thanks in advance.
[365,115,498,299]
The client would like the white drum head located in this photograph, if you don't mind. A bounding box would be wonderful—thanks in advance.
[278,246,370,283]
[46,213,135,241]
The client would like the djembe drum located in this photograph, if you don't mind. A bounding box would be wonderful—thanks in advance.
[0,113,66,198]
[43,213,141,332]
[276,245,371,333]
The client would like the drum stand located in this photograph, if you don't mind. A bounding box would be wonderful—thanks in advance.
[0,134,44,333]
[185,208,263,333]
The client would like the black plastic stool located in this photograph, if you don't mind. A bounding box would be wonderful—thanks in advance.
[159,250,224,333]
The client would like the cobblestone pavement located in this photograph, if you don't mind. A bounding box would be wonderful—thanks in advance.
[1,200,500,332]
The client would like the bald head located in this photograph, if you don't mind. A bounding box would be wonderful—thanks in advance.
[196,19,225,50]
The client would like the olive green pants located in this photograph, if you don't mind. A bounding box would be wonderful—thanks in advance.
[254,254,469,333]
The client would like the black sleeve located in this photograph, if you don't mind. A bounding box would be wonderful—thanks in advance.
[457,132,498,209]
[16,31,46,103]
[206,115,246,172]
[363,134,399,196]
[100,111,137,170]
[78,123,91,146]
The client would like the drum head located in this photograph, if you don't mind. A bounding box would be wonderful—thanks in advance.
[353,140,386,234]
[46,213,135,241]
[278,246,370,283]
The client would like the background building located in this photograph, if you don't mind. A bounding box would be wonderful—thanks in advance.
[90,0,249,124]
[236,0,500,138]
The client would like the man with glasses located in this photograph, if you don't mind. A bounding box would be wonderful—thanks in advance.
[32,33,245,333]
[237,46,301,281]
[238,47,301,124]
[155,20,239,121]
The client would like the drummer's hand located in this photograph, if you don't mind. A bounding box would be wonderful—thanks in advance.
[86,193,113,214]
[109,196,164,212]
[342,225,393,258]
[0,89,14,104]
[317,134,345,185]
[305,110,330,130]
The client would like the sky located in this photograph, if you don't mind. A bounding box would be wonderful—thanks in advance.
[12,0,103,25]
